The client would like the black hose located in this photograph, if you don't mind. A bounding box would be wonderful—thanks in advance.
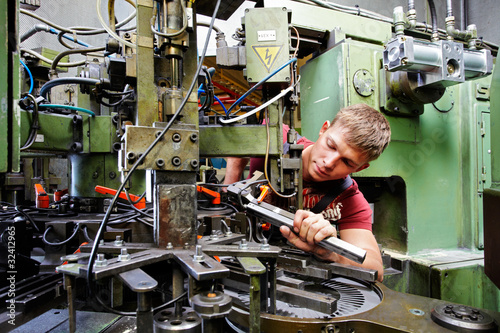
[40,77,100,99]
[51,46,106,71]
[427,0,439,39]
[42,224,80,246]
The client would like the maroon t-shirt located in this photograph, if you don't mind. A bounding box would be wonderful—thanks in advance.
[250,124,373,231]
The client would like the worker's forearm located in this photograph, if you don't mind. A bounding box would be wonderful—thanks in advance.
[224,157,249,184]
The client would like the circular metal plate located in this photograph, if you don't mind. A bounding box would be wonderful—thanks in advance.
[154,307,202,333]
[353,69,375,97]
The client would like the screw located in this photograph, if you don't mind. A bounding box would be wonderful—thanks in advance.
[193,245,205,262]
[184,242,190,250]
[114,235,124,246]
[95,254,108,267]
[156,158,165,168]
[239,239,248,249]
[190,159,199,169]
[172,133,182,142]
[109,171,116,179]
[190,133,198,142]
[260,239,270,250]
[209,230,219,240]
[118,248,131,261]
[166,242,173,250]
[126,151,136,162]
[172,157,181,167]
[155,131,163,139]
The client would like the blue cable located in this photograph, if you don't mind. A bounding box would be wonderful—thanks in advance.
[198,89,229,116]
[38,104,96,117]
[20,59,34,95]
[49,28,90,47]
[213,95,228,115]
[226,57,297,116]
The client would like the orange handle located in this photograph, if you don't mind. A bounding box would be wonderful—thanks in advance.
[257,185,270,203]
[35,184,49,208]
[95,185,146,209]
[196,186,221,205]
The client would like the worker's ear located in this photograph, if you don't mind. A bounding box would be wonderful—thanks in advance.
[355,163,370,173]
[319,120,331,136]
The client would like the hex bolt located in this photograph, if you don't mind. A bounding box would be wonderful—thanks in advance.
[118,248,131,261]
[114,235,124,246]
[172,156,181,167]
[260,239,270,250]
[172,133,182,142]
[209,230,219,240]
[193,245,205,262]
[190,133,198,142]
[184,242,190,250]
[166,242,173,250]
[156,158,165,168]
[95,254,108,267]
[190,159,199,169]
[239,239,248,249]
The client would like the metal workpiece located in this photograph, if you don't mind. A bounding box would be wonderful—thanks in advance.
[154,307,202,333]
[201,243,281,258]
[237,257,267,333]
[156,184,197,248]
[314,261,378,283]
[276,285,337,314]
[122,125,199,171]
[246,201,367,263]
[174,250,230,281]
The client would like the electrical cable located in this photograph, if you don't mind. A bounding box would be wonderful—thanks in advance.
[42,224,80,246]
[213,95,228,115]
[108,0,117,33]
[21,48,87,68]
[220,86,294,124]
[50,46,106,71]
[116,202,153,219]
[81,225,94,243]
[39,77,100,99]
[124,188,147,205]
[53,29,91,48]
[20,60,34,95]
[86,0,222,316]
[226,58,297,116]
[38,104,96,117]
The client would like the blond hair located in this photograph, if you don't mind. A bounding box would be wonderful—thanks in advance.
[330,104,391,162]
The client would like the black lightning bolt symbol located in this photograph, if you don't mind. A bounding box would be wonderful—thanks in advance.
[265,48,272,66]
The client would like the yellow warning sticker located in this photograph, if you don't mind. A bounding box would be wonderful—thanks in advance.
[251,45,283,72]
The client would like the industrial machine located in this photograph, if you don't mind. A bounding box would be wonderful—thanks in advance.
[1,0,499,332]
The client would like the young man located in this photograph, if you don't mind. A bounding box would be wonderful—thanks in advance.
[225,104,391,282]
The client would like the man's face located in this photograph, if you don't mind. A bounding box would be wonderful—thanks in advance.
[304,121,370,182]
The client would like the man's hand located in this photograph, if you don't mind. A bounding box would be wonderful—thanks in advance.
[280,209,338,260]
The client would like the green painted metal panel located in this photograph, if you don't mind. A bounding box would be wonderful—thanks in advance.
[300,45,346,141]
[89,116,116,153]
[264,0,392,45]
[199,125,281,157]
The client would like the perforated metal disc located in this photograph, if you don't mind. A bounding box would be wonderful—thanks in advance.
[226,276,382,319]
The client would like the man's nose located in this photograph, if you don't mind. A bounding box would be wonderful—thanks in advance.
[324,151,340,169]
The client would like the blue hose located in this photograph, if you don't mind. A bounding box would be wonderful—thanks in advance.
[38,104,96,117]
[227,57,297,116]
[20,59,34,95]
